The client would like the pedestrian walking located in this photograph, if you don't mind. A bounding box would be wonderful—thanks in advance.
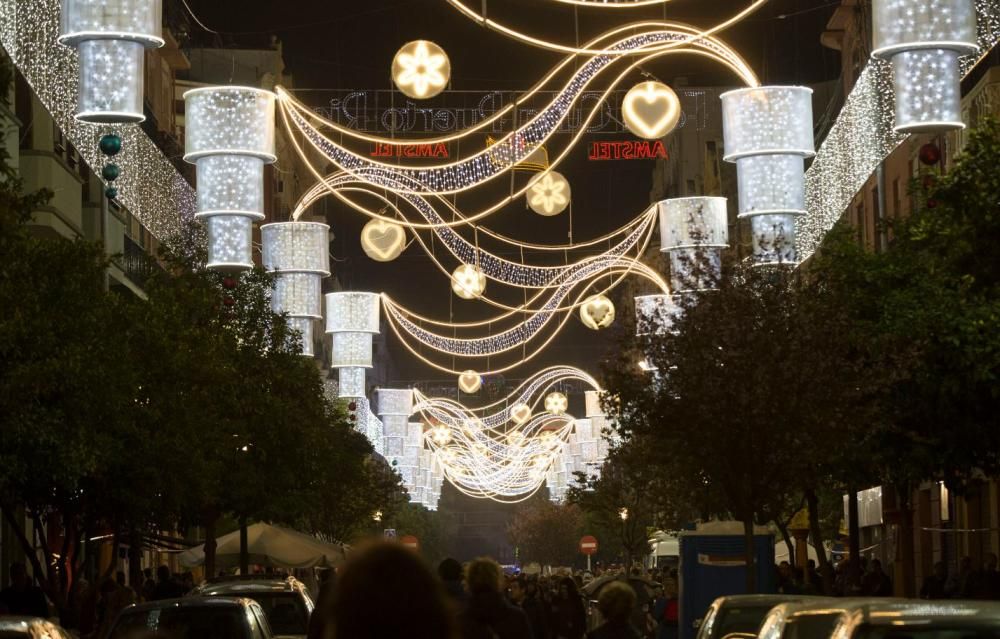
[587,581,641,639]
[459,558,532,639]
[550,576,586,639]
[511,575,549,639]
[439,557,468,606]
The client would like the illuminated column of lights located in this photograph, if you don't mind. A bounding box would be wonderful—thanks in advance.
[183,86,276,270]
[58,0,164,123]
[721,86,815,264]
[326,292,381,399]
[872,0,978,132]
[658,197,729,292]
[377,388,413,470]
[261,222,331,357]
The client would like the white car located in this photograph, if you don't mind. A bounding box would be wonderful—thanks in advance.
[0,617,72,639]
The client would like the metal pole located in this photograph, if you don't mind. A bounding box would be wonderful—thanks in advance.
[587,554,591,573]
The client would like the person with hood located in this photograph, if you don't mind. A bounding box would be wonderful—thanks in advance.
[459,558,533,639]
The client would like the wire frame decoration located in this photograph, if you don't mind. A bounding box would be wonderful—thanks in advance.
[58,0,164,122]
[657,196,729,292]
[183,86,276,270]
[721,86,814,264]
[261,222,331,357]
[872,0,977,133]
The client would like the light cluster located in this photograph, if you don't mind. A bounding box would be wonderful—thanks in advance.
[657,196,729,292]
[326,292,381,397]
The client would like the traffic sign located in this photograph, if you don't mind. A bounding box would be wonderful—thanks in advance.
[401,535,419,550]
[580,535,599,556]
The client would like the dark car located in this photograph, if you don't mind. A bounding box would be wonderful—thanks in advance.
[107,596,273,639]
[191,576,314,638]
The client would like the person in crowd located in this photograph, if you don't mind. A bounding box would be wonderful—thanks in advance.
[954,556,976,598]
[550,576,587,639]
[459,558,532,639]
[861,559,893,596]
[439,558,467,606]
[116,571,136,603]
[510,575,548,639]
[920,561,949,599]
[776,562,800,595]
[977,553,1000,599]
[651,580,678,639]
[140,568,156,602]
[308,541,456,639]
[587,581,641,639]
[150,565,184,600]
[0,562,49,618]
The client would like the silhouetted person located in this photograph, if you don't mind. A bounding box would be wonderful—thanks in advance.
[588,581,641,639]
[309,542,456,639]
[439,557,468,605]
[921,561,949,599]
[150,566,184,600]
[459,558,532,639]
[0,562,49,618]
[511,575,548,639]
[550,576,586,639]
[861,559,893,596]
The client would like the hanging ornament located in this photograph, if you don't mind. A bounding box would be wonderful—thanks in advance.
[579,294,616,330]
[919,143,941,166]
[361,218,407,262]
[527,171,570,216]
[104,187,118,200]
[458,370,482,393]
[510,403,532,425]
[101,163,120,181]
[451,264,487,299]
[622,81,681,140]
[544,392,568,415]
[99,133,122,156]
[392,40,451,100]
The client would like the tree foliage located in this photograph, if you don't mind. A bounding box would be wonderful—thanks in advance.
[507,497,583,567]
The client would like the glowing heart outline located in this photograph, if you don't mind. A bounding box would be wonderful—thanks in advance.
[361,219,407,262]
[510,403,533,425]
[622,81,681,140]
[580,294,616,330]
[458,370,482,393]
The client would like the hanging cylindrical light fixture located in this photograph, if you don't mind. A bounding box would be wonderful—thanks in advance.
[183,86,276,270]
[658,196,729,292]
[377,389,413,469]
[721,86,815,265]
[872,0,977,133]
[326,292,381,398]
[58,0,164,123]
[634,294,681,336]
[261,222,330,357]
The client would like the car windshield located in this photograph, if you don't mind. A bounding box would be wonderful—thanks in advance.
[714,605,776,638]
[782,613,841,639]
[855,624,1000,639]
[228,592,308,635]
[109,606,249,639]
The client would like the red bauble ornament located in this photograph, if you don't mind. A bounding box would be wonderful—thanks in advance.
[222,296,235,307]
[919,143,941,166]
[921,174,936,190]
[349,414,357,421]
[926,198,938,209]
[222,276,238,290]
[348,401,357,411]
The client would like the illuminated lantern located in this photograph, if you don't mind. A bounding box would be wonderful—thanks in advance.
[360,219,407,262]
[326,292,380,398]
[544,392,568,415]
[510,403,532,425]
[527,171,571,216]
[392,40,451,99]
[721,86,814,264]
[451,264,487,299]
[579,294,615,330]
[872,0,977,133]
[184,86,276,270]
[377,389,414,464]
[59,0,164,123]
[261,222,330,357]
[657,196,729,291]
[634,294,681,336]
[622,81,682,140]
[458,370,482,394]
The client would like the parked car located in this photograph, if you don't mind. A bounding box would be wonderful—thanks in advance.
[0,616,72,639]
[191,576,314,638]
[696,595,828,639]
[783,599,1000,639]
[757,599,843,639]
[107,596,273,639]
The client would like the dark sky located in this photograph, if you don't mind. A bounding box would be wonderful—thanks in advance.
[188,0,842,384]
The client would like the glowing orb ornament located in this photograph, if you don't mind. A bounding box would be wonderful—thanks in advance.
[510,403,533,425]
[361,218,406,262]
[622,81,681,140]
[451,264,487,299]
[458,370,483,394]
[431,426,452,445]
[392,40,451,99]
[545,392,569,415]
[580,294,616,330]
[527,171,570,216]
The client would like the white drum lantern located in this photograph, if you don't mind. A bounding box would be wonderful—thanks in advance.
[59,0,164,123]
[262,222,330,357]
[634,294,681,336]
[658,196,729,291]
[325,291,381,404]
[721,86,814,264]
[872,0,977,133]
[184,86,276,270]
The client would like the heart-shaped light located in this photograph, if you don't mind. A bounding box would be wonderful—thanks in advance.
[580,294,616,330]
[458,370,482,393]
[361,218,406,262]
[451,264,487,299]
[544,391,568,415]
[622,81,681,140]
[510,402,532,425]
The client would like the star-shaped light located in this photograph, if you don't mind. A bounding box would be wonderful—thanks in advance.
[392,40,450,99]
[527,170,570,216]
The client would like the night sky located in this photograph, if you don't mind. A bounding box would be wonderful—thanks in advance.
[188,0,841,385]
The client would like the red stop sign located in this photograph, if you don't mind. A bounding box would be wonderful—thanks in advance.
[580,535,599,556]
[401,535,419,550]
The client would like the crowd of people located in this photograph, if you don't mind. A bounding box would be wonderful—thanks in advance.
[307,543,680,639]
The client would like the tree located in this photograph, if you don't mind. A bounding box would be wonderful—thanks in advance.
[507,498,583,567]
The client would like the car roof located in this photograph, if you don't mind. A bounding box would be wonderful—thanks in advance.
[716,594,828,607]
[198,581,300,594]
[121,596,256,612]
[787,598,1000,623]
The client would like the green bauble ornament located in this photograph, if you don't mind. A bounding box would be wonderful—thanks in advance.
[99,134,122,156]
[101,163,120,181]
[105,187,118,200]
